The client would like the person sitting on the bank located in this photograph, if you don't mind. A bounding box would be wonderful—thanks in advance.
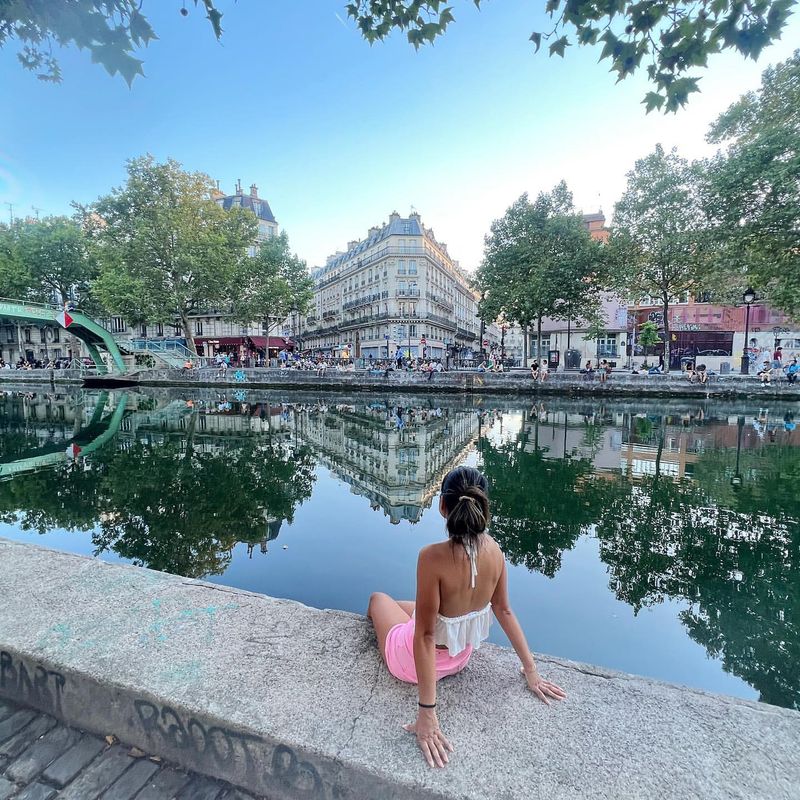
[758,360,772,384]
[477,360,488,373]
[181,358,194,373]
[530,361,539,379]
[685,363,696,383]
[696,364,708,384]
[582,360,594,381]
[538,358,549,381]
[367,466,565,769]
[598,359,609,383]
[786,358,799,384]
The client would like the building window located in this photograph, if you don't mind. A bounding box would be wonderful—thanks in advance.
[195,321,204,336]
[530,335,550,357]
[156,323,164,337]
[408,260,417,275]
[52,328,60,343]
[40,328,47,344]
[595,334,618,357]
[24,328,31,343]
[398,260,406,275]
[140,324,147,337]
[174,324,182,337]
[111,317,126,333]
[409,324,417,337]
[5,328,12,343]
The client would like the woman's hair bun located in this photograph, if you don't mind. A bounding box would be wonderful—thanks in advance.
[441,467,490,546]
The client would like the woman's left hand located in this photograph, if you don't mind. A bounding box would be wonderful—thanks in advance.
[521,665,567,705]
[403,709,454,768]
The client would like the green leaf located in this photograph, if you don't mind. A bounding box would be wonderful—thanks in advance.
[642,91,665,113]
[549,36,570,58]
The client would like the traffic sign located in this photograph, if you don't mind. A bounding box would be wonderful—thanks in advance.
[420,336,427,344]
[482,339,489,347]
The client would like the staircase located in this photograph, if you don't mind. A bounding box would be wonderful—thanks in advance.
[116,338,213,369]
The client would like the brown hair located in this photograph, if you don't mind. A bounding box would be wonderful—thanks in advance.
[440,466,490,548]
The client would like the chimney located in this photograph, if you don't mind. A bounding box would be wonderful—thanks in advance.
[236,178,242,194]
[347,240,359,250]
[250,183,258,198]
[389,211,401,222]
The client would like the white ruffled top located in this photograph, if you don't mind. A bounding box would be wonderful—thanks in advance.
[434,603,492,656]
[434,539,492,656]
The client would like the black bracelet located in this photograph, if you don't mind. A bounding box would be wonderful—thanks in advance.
[418,701,436,709]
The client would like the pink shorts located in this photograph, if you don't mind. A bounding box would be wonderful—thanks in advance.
[384,617,473,684]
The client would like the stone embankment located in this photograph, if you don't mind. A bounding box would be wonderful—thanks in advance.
[105,366,800,399]
[1,539,798,800]
[2,365,800,398]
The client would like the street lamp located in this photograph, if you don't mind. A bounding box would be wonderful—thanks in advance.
[740,287,757,375]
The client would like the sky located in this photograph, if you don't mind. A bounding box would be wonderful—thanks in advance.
[1,1,798,273]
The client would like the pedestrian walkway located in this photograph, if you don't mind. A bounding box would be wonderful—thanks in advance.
[0,698,262,800]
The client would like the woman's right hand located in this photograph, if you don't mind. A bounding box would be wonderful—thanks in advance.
[521,664,567,705]
[403,708,454,768]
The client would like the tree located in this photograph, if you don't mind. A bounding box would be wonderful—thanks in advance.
[608,145,711,372]
[636,320,661,363]
[232,232,314,334]
[0,216,98,308]
[89,155,257,354]
[346,1,796,111]
[702,51,800,318]
[476,182,603,363]
[2,1,222,84]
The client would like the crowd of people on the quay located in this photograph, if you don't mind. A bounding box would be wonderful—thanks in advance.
[0,357,78,371]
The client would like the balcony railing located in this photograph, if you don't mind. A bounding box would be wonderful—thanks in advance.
[426,313,457,331]
[426,291,454,312]
[396,288,420,297]
[597,348,619,358]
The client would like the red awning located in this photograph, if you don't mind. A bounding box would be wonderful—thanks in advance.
[257,336,294,349]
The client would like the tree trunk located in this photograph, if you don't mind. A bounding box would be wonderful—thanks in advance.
[180,310,197,356]
[662,297,670,373]
[523,324,528,366]
[536,315,542,364]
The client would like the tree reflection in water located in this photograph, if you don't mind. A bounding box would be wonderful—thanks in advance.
[480,408,800,709]
[0,417,316,578]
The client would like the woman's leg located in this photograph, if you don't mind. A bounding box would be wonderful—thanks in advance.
[367,592,411,662]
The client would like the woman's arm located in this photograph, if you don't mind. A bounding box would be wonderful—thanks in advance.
[490,557,566,705]
[407,547,453,768]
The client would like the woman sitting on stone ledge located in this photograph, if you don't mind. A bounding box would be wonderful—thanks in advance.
[368,466,565,769]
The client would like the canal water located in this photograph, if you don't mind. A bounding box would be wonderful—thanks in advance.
[0,387,798,710]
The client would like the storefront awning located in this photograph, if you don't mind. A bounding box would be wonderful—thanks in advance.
[196,336,243,346]
[257,336,295,349]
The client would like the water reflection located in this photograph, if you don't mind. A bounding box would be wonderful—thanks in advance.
[0,388,798,708]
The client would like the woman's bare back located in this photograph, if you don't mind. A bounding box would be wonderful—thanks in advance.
[424,534,503,618]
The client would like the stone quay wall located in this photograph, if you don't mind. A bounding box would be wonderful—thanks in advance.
[1,538,798,800]
[131,366,800,399]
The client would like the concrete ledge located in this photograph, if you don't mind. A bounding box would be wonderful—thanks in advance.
[1,539,798,800]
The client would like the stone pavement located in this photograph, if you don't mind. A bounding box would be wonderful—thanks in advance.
[0,698,262,800]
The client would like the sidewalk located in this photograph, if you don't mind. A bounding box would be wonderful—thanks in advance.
[0,698,262,799]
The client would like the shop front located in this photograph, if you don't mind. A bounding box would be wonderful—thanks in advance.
[196,335,295,365]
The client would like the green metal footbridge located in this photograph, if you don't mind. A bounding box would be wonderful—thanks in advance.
[0,299,126,374]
